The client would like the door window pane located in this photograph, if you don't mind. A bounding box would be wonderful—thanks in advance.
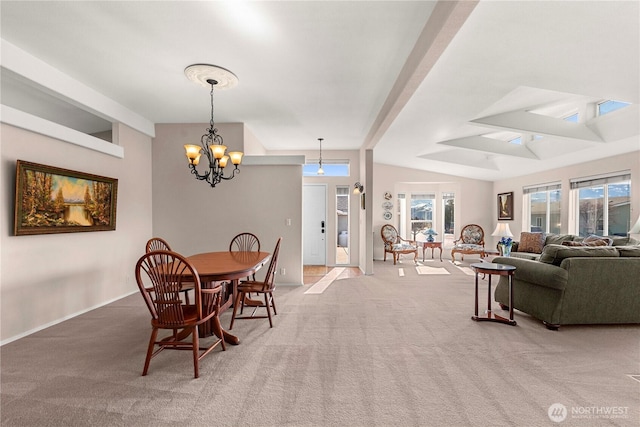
[578,187,604,236]
[607,183,631,236]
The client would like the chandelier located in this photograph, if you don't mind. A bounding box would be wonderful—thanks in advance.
[317,138,324,175]
[183,64,243,187]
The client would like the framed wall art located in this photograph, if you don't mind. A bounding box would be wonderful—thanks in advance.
[497,191,514,221]
[14,160,118,236]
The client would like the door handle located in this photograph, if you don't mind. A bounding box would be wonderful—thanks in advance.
[321,220,325,234]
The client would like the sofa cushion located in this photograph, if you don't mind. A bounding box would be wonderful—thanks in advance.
[544,234,575,246]
[616,246,640,257]
[539,244,619,266]
[510,252,541,261]
[518,232,545,254]
[607,235,640,246]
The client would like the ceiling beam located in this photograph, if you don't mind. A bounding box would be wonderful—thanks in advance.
[362,0,479,150]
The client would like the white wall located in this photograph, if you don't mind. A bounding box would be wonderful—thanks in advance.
[152,123,303,284]
[492,150,640,246]
[1,123,153,343]
[372,163,494,261]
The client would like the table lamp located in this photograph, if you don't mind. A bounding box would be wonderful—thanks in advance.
[423,228,438,243]
[492,223,514,256]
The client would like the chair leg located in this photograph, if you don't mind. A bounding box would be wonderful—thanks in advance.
[211,315,226,351]
[142,328,159,376]
[393,253,397,265]
[271,294,277,315]
[229,290,244,330]
[264,292,273,328]
[192,327,199,378]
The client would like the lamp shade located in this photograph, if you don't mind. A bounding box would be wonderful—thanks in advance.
[423,228,438,236]
[629,215,640,234]
[491,223,513,238]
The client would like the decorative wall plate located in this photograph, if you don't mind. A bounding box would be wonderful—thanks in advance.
[382,201,393,210]
[383,211,392,220]
[384,192,392,200]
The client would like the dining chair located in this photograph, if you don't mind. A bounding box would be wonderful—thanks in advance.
[229,237,282,330]
[135,250,225,378]
[229,232,261,281]
[145,237,194,304]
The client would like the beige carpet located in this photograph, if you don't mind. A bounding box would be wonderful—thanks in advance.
[1,259,639,426]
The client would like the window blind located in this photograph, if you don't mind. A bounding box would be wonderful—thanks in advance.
[570,171,631,189]
[523,182,561,194]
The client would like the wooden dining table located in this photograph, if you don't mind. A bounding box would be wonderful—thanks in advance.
[186,250,271,345]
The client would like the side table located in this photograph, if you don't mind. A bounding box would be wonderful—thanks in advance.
[421,241,443,262]
[470,262,516,326]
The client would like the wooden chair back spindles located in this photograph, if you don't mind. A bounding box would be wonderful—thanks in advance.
[145,237,172,253]
[145,237,194,304]
[229,233,261,252]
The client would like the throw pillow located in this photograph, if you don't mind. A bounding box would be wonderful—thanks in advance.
[518,232,545,253]
[545,234,575,246]
[561,241,584,247]
[584,235,613,246]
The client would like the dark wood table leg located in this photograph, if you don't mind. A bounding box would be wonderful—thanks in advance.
[473,271,479,318]
[198,280,241,345]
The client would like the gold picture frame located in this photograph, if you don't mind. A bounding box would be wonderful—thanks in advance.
[14,160,118,236]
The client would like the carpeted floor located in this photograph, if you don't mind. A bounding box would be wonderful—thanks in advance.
[1,259,638,426]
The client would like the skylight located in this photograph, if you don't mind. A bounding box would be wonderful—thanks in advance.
[598,100,631,116]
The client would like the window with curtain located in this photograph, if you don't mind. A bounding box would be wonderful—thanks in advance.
[523,183,561,234]
[570,171,631,236]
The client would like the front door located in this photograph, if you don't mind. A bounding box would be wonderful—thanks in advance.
[303,184,326,265]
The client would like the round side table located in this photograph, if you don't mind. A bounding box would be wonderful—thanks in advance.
[470,262,516,326]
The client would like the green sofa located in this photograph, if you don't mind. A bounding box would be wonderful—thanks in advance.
[493,244,640,330]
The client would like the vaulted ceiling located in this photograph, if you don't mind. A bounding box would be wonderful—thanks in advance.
[1,1,638,181]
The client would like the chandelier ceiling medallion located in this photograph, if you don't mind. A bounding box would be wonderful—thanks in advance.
[183,64,243,188]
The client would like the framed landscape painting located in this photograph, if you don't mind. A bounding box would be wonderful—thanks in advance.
[14,160,118,236]
[497,191,513,221]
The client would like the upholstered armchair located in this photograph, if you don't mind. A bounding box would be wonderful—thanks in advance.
[451,224,485,262]
[381,224,418,265]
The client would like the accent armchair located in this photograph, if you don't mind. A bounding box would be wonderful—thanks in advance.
[451,224,485,262]
[381,224,418,265]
